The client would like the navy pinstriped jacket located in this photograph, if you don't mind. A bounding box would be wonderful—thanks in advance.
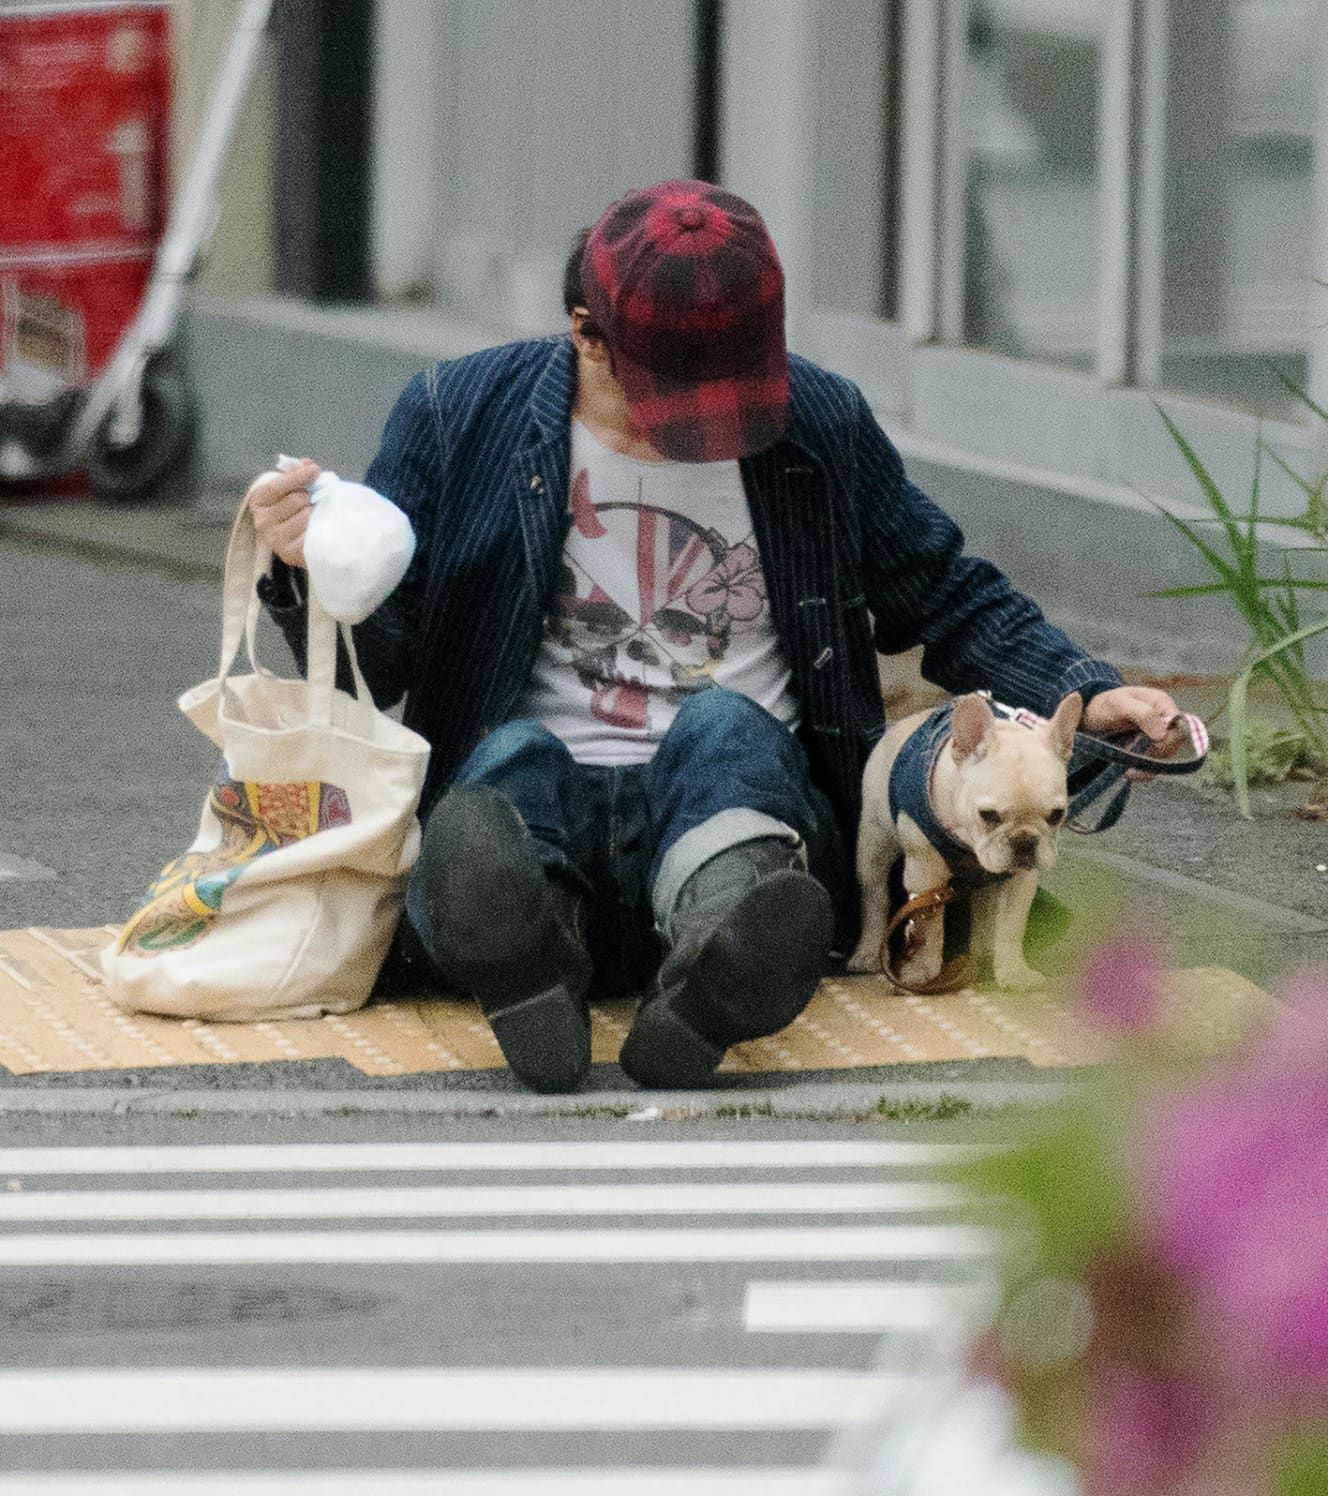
[269,333,1121,859]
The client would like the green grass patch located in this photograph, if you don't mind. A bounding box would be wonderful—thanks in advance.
[874,1092,974,1122]
[1200,716,1324,790]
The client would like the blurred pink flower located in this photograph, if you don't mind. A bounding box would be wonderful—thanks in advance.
[1078,943,1164,1035]
[1082,1366,1213,1496]
[1137,983,1328,1405]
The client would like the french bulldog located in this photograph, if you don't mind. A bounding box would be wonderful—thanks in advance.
[848,691,1082,991]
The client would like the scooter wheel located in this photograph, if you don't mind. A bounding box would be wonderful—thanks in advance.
[88,357,197,502]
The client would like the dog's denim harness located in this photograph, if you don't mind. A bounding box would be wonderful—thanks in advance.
[887,703,1003,889]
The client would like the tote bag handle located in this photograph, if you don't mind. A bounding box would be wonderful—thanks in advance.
[217,501,373,727]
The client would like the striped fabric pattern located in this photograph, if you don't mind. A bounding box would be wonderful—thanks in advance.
[267,334,1121,857]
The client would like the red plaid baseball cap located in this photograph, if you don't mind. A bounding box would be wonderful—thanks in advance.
[580,180,787,462]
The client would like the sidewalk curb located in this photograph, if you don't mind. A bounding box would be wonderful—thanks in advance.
[0,1079,1068,1121]
[1060,844,1328,933]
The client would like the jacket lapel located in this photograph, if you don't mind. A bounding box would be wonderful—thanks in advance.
[513,337,575,614]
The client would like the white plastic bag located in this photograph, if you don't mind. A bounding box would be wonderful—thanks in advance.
[276,454,416,624]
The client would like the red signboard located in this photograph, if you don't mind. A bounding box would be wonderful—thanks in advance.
[0,2,171,248]
[0,2,170,398]
[1,245,152,391]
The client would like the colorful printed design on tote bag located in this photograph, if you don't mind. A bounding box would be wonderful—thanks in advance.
[118,765,352,955]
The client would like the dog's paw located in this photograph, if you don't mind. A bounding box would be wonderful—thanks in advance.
[846,944,883,975]
[993,961,1048,993]
[897,948,944,988]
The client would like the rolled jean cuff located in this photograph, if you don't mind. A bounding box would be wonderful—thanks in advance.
[652,808,805,927]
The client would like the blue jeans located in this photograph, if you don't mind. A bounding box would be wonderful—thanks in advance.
[404,689,850,997]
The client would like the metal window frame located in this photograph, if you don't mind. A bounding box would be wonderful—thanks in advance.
[896,0,986,345]
[897,0,945,341]
[1310,0,1328,470]
[271,0,375,305]
[1099,0,1168,388]
[693,0,724,183]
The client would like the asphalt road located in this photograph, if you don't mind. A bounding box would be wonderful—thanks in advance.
[0,530,261,932]
[0,1114,988,1489]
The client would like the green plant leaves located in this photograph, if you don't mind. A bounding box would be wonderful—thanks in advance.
[1150,400,1328,813]
[1201,718,1313,790]
[1229,618,1328,815]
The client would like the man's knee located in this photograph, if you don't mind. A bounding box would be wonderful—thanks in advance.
[408,785,544,972]
[665,687,791,756]
[456,718,572,784]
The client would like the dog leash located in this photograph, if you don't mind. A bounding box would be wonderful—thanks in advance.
[879,882,978,995]
[876,699,1210,994]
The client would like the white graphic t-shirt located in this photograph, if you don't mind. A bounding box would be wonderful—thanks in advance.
[517,419,800,765]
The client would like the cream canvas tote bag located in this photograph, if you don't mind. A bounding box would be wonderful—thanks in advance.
[102,503,431,1021]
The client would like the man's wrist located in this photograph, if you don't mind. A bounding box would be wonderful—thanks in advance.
[257,558,306,610]
[1056,658,1123,712]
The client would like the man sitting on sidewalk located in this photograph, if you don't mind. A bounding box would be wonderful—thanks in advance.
[249,179,1178,1094]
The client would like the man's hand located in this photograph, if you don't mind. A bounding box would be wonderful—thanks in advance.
[1082,684,1184,780]
[245,458,320,568]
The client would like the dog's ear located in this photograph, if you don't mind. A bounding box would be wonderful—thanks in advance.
[1048,692,1083,762]
[951,693,995,762]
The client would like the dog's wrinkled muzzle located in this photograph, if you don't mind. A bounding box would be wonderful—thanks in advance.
[1008,833,1039,870]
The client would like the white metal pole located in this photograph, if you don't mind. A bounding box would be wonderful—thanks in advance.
[899,0,944,342]
[1133,0,1169,389]
[155,0,277,289]
[936,0,969,345]
[73,0,276,449]
[1308,0,1328,473]
[1098,0,1136,384]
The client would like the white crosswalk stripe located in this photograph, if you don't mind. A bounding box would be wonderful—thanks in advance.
[0,1473,841,1495]
[0,1222,993,1266]
[0,1140,981,1174]
[743,1279,996,1333]
[0,1368,899,1434]
[0,1137,992,1488]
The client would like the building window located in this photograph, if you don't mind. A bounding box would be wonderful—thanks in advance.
[808,0,1319,424]
[962,2,1103,372]
[1151,0,1314,416]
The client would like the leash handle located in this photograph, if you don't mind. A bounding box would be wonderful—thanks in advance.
[1063,711,1209,833]
[986,695,1210,775]
[1070,711,1210,775]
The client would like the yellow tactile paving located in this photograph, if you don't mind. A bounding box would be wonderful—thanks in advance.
[0,926,1276,1077]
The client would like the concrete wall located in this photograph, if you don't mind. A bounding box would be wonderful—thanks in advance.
[187,295,493,482]
[170,0,276,298]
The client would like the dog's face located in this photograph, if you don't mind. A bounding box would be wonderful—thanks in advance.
[945,693,1081,875]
